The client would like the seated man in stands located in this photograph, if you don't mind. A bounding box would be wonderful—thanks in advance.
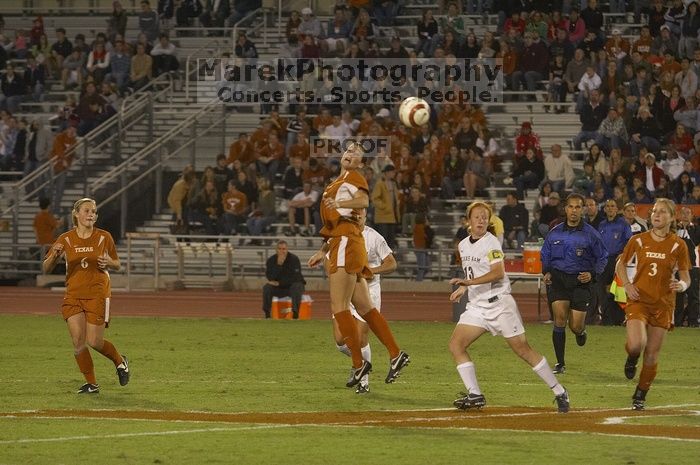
[543,144,574,194]
[287,180,319,236]
[151,33,179,76]
[573,89,607,151]
[220,179,248,235]
[0,64,25,113]
[500,192,529,249]
[129,42,153,91]
[262,240,306,319]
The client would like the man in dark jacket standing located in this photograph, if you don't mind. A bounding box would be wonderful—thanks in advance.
[262,240,306,319]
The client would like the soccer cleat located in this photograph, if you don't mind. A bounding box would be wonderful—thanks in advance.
[575,329,587,347]
[385,351,410,384]
[355,382,370,394]
[77,383,100,394]
[554,388,570,413]
[453,392,486,410]
[116,356,130,386]
[552,363,566,374]
[624,356,638,380]
[632,387,647,411]
[346,360,372,388]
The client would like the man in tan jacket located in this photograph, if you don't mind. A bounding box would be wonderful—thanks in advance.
[371,164,399,249]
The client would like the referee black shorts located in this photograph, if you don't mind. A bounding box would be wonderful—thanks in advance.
[547,269,594,312]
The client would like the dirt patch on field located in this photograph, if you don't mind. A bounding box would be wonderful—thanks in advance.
[4,407,698,440]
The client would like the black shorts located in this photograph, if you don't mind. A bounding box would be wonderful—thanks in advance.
[548,269,594,312]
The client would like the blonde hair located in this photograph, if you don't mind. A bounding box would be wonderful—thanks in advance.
[466,201,496,235]
[651,198,677,233]
[71,198,97,227]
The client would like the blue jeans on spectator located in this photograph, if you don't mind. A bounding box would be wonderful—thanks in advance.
[415,250,429,281]
[506,229,527,249]
[573,130,600,150]
[256,159,280,183]
[416,36,440,57]
[631,136,661,157]
[514,172,540,199]
[246,215,275,236]
[220,212,245,235]
[547,179,565,194]
[597,134,626,153]
[0,94,23,113]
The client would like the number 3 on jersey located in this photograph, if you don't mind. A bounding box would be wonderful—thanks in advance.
[648,262,657,276]
[80,257,88,269]
[466,266,474,280]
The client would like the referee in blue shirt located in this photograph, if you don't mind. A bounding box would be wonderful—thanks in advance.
[597,200,632,326]
[541,193,608,374]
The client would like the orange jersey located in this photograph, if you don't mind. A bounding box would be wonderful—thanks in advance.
[34,210,59,245]
[51,228,118,299]
[618,231,690,310]
[319,169,368,239]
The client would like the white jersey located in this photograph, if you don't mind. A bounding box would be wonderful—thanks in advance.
[457,232,511,316]
[363,225,393,287]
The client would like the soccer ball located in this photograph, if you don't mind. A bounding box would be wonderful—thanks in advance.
[398,97,431,128]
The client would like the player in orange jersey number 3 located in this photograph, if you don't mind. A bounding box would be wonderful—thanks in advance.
[43,198,130,394]
[615,198,690,410]
[308,143,409,389]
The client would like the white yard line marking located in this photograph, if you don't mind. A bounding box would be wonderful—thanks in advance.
[603,410,700,425]
[0,424,294,445]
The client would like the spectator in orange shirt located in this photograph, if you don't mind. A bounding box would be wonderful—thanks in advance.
[49,123,77,213]
[220,179,248,235]
[256,132,285,183]
[227,132,254,167]
[33,197,63,246]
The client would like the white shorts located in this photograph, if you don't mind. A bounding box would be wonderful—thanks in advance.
[457,294,525,338]
[349,280,381,323]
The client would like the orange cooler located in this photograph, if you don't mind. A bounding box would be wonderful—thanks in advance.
[523,242,542,274]
[271,295,313,320]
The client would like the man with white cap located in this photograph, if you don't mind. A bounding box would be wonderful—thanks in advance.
[298,7,323,39]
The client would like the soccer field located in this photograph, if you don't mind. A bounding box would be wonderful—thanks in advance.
[1,315,698,464]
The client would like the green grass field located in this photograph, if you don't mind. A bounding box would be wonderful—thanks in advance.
[1,314,699,464]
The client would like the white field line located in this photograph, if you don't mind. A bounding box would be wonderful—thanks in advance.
[603,410,700,425]
[0,424,295,445]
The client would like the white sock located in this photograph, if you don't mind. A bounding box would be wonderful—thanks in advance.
[336,343,351,357]
[533,357,565,396]
[360,344,371,384]
[456,361,481,395]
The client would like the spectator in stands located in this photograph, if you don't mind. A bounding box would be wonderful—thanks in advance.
[374,0,399,27]
[401,185,428,237]
[416,9,439,57]
[598,107,628,154]
[28,16,43,49]
[664,0,686,37]
[129,42,153,91]
[440,2,466,38]
[543,144,574,194]
[262,241,305,319]
[286,180,318,236]
[604,29,630,66]
[583,196,604,228]
[86,41,110,85]
[504,10,525,37]
[564,8,586,45]
[499,40,518,91]
[167,164,195,229]
[550,28,575,63]
[687,185,700,204]
[234,32,258,59]
[0,116,18,171]
[515,121,542,161]
[212,153,234,193]
[574,88,607,150]
[675,58,698,100]
[576,65,602,112]
[50,28,72,76]
[0,65,24,113]
[537,191,563,238]
[220,179,248,235]
[285,10,301,39]
[623,202,647,234]
[24,54,46,103]
[630,107,662,157]
[23,118,52,181]
[350,8,378,46]
[669,123,694,159]
[636,153,665,196]
[674,171,695,204]
[322,6,351,57]
[49,123,77,213]
[246,177,276,243]
[33,196,63,247]
[138,0,160,42]
[226,0,262,28]
[413,213,432,282]
[564,48,589,106]
[581,0,604,41]
[151,33,178,76]
[235,170,257,205]
[547,54,567,112]
[108,1,128,41]
[629,66,651,99]
[511,31,549,98]
[108,39,130,90]
[298,7,323,40]
[511,147,545,200]
[134,32,153,54]
[13,29,28,59]
[500,192,529,249]
[573,160,596,195]
[256,131,284,183]
[372,164,399,249]
[282,155,304,200]
[61,48,83,90]
[440,145,465,199]
[651,25,678,57]
[189,178,220,235]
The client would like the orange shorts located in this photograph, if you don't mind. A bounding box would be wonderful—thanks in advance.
[326,235,372,280]
[62,297,110,326]
[624,301,673,330]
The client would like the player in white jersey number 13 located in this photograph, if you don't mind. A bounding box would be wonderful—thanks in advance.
[448,202,570,413]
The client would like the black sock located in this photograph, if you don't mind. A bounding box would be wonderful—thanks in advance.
[552,326,566,365]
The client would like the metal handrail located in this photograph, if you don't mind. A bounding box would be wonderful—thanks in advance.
[119,73,173,132]
[184,39,220,103]
[89,98,221,195]
[231,8,266,54]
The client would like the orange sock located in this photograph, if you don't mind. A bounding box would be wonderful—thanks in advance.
[95,339,123,367]
[74,348,97,384]
[638,363,658,391]
[362,308,400,359]
[335,310,363,368]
